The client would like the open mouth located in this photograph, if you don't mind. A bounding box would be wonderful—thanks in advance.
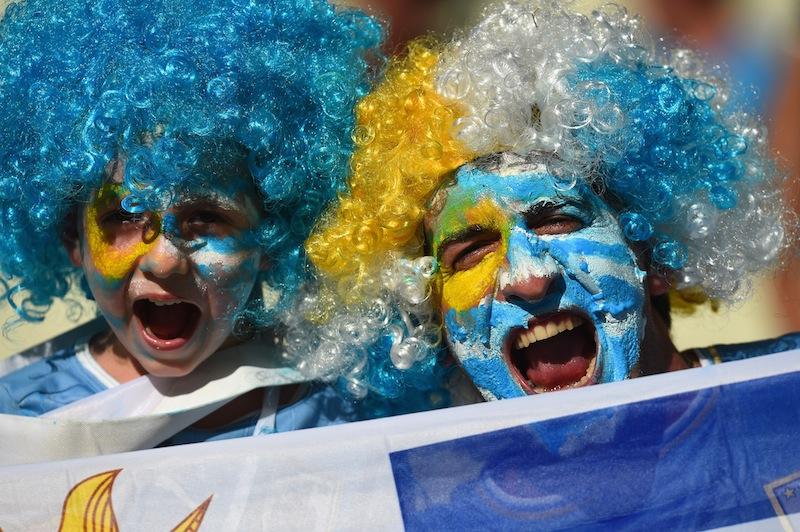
[132,298,201,350]
[505,311,598,394]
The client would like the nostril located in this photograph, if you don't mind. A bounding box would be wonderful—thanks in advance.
[499,275,566,308]
[500,275,554,300]
[139,236,190,277]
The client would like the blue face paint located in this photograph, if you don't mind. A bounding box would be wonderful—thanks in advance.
[429,159,646,400]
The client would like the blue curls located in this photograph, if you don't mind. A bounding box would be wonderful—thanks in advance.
[0,0,382,323]
[571,60,761,273]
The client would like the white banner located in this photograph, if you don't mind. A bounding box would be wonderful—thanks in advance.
[1,351,799,531]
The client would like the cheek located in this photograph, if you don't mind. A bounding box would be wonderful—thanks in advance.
[192,240,261,303]
[82,260,128,327]
[441,248,506,312]
[84,213,153,282]
[444,303,490,345]
[547,228,646,321]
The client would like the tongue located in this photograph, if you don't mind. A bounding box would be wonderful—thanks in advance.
[518,326,594,389]
[147,304,191,340]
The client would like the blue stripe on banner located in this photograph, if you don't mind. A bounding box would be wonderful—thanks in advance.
[390,370,800,530]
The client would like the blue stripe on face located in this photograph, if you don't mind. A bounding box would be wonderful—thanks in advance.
[439,162,647,400]
[550,238,634,264]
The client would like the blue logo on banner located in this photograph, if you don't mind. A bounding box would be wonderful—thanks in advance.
[390,372,800,530]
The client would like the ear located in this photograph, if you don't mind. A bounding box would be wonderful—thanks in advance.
[646,271,671,296]
[60,206,83,268]
[259,255,270,272]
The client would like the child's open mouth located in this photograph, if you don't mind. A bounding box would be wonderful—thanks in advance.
[133,298,201,350]
[505,311,598,394]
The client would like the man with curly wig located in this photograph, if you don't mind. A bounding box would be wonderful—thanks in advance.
[301,0,796,403]
[0,0,383,444]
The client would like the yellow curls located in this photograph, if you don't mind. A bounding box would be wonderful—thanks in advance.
[307,39,475,294]
[85,184,158,281]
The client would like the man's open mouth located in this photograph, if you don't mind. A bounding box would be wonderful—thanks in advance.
[133,298,201,350]
[505,311,598,394]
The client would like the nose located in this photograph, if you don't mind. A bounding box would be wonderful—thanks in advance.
[498,274,554,303]
[497,268,555,301]
[496,228,558,303]
[139,233,190,278]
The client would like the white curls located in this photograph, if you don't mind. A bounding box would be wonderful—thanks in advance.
[280,256,441,397]
[436,0,653,158]
[435,0,790,303]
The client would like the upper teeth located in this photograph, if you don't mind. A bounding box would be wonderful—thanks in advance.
[149,299,181,307]
[514,315,584,350]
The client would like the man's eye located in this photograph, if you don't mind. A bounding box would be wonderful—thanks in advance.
[531,215,583,235]
[441,232,502,272]
[453,241,501,271]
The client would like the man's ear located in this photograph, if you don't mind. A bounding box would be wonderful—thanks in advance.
[259,255,270,271]
[646,271,671,296]
[61,206,83,268]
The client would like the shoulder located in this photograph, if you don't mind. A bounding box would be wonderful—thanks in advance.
[275,383,359,431]
[692,332,800,365]
[0,345,109,416]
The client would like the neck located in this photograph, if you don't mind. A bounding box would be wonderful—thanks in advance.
[89,331,147,383]
[637,302,687,376]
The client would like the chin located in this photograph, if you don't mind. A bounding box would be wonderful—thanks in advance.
[135,354,207,379]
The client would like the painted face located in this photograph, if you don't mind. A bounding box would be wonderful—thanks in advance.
[427,160,646,400]
[79,165,264,377]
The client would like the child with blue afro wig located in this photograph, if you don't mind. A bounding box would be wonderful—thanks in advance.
[0,0,384,446]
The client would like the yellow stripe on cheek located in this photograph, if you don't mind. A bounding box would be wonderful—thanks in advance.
[438,198,510,312]
[441,245,506,312]
[85,204,155,281]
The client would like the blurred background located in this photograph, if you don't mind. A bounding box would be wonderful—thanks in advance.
[0,0,798,358]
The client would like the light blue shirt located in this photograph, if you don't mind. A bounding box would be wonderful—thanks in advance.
[0,344,358,446]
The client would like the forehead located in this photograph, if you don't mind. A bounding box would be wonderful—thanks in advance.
[432,163,596,221]
[100,161,262,214]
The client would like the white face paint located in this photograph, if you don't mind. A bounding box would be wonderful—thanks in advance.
[428,160,646,400]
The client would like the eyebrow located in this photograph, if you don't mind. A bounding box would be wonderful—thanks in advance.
[436,225,499,259]
[522,197,592,219]
[172,193,260,226]
[173,192,248,213]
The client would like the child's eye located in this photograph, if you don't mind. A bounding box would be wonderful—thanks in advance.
[183,209,235,237]
[100,209,147,227]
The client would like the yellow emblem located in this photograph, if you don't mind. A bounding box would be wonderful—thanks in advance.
[57,469,212,531]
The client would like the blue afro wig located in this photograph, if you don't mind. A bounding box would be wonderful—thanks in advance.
[0,0,382,323]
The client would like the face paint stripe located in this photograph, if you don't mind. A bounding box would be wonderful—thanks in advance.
[85,199,156,281]
[442,249,506,312]
[436,163,647,400]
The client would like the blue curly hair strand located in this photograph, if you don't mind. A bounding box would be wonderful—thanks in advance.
[0,0,382,325]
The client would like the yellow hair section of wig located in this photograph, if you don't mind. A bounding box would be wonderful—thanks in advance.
[307,39,475,294]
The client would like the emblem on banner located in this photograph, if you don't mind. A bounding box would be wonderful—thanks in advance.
[765,471,800,532]
[57,469,212,531]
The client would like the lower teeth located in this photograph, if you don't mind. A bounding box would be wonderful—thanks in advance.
[530,356,597,393]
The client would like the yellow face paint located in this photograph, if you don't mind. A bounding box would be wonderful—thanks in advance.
[437,198,509,312]
[85,184,160,281]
